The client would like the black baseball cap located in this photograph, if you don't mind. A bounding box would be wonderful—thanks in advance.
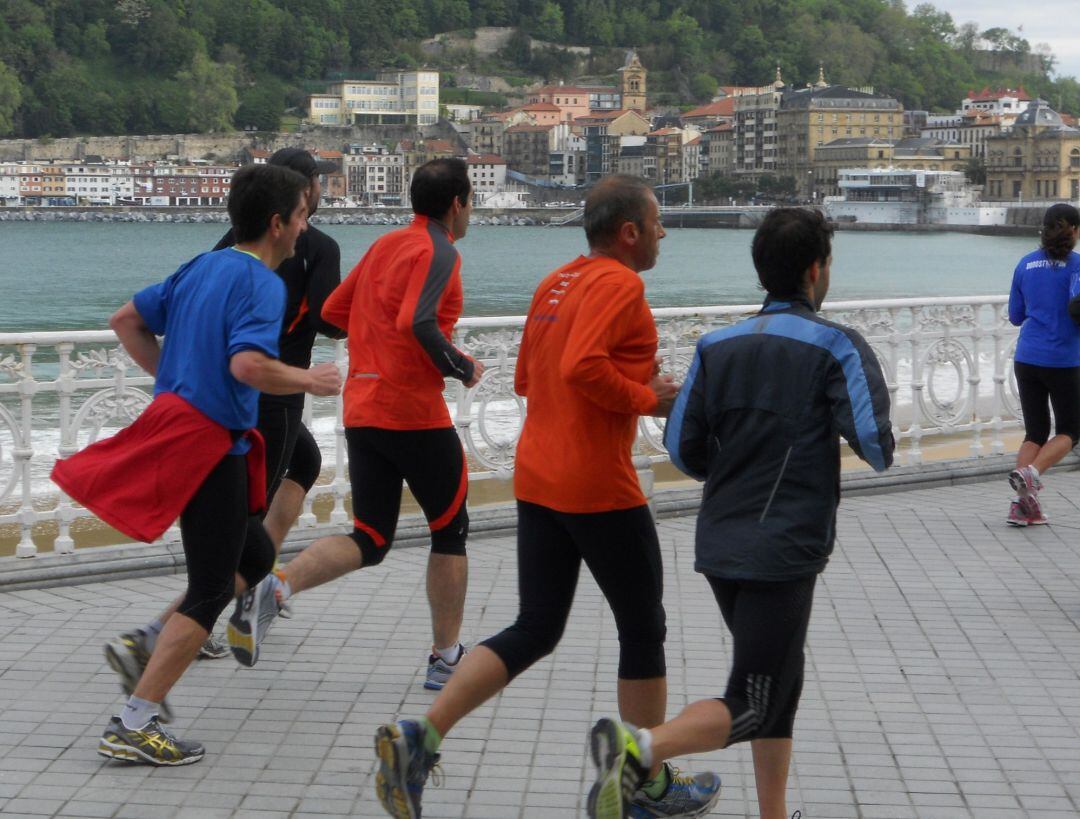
[268,147,337,178]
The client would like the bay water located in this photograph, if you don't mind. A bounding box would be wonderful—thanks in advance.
[0,222,1036,331]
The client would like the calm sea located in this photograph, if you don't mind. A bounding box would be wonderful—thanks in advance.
[0,221,1036,332]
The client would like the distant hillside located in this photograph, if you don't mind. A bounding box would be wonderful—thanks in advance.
[0,0,1076,139]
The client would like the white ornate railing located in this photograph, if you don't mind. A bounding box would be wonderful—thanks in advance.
[0,296,1021,558]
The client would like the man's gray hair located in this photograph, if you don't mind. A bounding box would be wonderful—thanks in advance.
[583,175,655,247]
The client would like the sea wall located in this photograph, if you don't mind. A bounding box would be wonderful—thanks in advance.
[0,124,436,163]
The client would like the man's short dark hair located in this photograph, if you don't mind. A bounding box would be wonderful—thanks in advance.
[411,158,470,218]
[583,175,655,247]
[751,208,834,298]
[227,164,309,243]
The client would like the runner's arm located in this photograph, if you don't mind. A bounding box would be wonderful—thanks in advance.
[230,351,341,396]
[560,282,657,415]
[306,236,347,339]
[109,301,160,376]
[1008,265,1025,326]
[396,247,476,384]
[663,342,709,480]
[825,330,894,472]
[321,257,361,332]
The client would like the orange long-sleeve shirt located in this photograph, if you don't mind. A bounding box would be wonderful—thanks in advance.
[322,215,472,430]
[514,255,659,513]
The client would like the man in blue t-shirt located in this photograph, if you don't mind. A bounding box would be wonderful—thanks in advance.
[96,164,341,767]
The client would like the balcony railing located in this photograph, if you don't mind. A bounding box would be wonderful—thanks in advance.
[0,296,1021,557]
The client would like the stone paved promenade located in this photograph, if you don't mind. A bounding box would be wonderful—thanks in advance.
[2,472,1080,819]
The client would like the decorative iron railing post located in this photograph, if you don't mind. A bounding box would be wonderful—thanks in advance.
[886,307,902,465]
[908,309,924,464]
[968,311,985,458]
[53,342,77,554]
[14,343,37,557]
[328,338,349,527]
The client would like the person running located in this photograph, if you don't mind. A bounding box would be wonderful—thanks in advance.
[227,158,482,691]
[52,163,342,766]
[373,175,720,819]
[584,208,894,819]
[98,148,346,712]
[1006,203,1080,526]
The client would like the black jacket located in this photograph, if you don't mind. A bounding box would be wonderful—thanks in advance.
[214,226,345,404]
[664,295,894,581]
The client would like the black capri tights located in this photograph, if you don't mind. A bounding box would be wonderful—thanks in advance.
[707,574,817,744]
[480,501,667,681]
[259,401,322,499]
[177,455,276,632]
[1014,362,1080,446]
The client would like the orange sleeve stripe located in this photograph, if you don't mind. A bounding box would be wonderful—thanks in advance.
[286,296,309,335]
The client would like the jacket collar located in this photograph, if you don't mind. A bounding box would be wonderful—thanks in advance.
[760,293,815,314]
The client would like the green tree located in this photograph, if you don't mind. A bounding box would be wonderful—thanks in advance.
[236,82,284,131]
[0,60,21,135]
[175,50,238,132]
[689,71,717,101]
[529,2,564,41]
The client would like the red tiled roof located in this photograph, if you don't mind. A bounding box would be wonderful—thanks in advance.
[466,154,507,164]
[705,123,734,133]
[682,98,736,119]
[521,102,561,111]
[649,127,681,136]
[423,139,457,152]
[686,136,701,146]
[966,86,1031,102]
[533,85,591,95]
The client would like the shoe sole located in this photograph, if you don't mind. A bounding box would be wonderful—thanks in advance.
[102,642,174,724]
[1008,470,1036,498]
[587,718,629,819]
[1006,518,1029,527]
[97,737,203,766]
[227,592,259,668]
[374,724,418,819]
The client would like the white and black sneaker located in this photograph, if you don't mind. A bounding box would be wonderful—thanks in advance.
[227,573,288,667]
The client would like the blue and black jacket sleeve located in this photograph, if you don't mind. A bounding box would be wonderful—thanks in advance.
[826,328,894,472]
[663,339,710,481]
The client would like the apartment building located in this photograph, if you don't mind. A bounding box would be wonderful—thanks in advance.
[308,71,440,126]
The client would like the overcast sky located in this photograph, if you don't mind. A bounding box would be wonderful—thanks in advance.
[927,1,1080,79]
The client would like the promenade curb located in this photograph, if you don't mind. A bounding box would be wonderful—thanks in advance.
[2,452,1076,592]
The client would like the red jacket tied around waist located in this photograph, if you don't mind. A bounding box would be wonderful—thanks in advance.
[50,392,266,543]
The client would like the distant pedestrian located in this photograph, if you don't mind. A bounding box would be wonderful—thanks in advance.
[585,208,893,819]
[1006,203,1080,526]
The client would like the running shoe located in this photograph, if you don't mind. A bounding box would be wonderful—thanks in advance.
[197,634,230,659]
[1022,492,1049,525]
[98,715,204,766]
[629,764,722,818]
[227,573,289,667]
[1008,466,1042,499]
[374,719,442,819]
[425,644,466,690]
[587,717,649,819]
[1006,499,1029,527]
[103,630,174,724]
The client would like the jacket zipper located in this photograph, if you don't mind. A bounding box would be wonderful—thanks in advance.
[759,446,793,523]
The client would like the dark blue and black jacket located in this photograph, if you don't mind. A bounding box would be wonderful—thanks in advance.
[664,295,894,581]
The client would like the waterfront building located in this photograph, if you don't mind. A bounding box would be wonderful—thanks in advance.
[60,162,135,205]
[823,168,1006,225]
[18,164,66,205]
[775,74,904,198]
[577,109,650,182]
[127,164,233,206]
[306,70,440,126]
[548,131,587,187]
[444,103,485,122]
[0,163,20,204]
[343,145,405,205]
[701,123,736,176]
[984,99,1080,201]
[813,137,971,197]
[504,124,556,178]
[734,69,791,182]
[466,154,508,196]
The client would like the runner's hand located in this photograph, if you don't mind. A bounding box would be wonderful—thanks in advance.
[648,373,680,418]
[307,362,342,396]
[464,357,485,388]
